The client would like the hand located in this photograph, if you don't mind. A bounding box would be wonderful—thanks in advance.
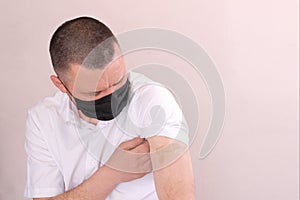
[104,137,152,184]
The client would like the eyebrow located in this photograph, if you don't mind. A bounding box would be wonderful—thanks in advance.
[83,75,126,94]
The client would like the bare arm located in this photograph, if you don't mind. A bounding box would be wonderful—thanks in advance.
[34,165,118,200]
[147,136,195,200]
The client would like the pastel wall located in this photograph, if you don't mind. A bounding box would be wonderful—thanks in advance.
[0,0,298,199]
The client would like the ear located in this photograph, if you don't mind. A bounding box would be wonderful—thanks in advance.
[50,75,67,93]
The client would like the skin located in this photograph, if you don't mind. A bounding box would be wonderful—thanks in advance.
[147,136,195,200]
[36,51,195,199]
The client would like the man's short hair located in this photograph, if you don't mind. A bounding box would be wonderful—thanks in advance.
[49,16,119,77]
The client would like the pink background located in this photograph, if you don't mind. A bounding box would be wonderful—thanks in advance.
[0,0,298,199]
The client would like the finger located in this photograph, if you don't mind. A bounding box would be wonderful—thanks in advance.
[142,158,153,173]
[119,137,145,150]
[131,140,150,153]
[131,172,148,179]
[133,156,152,173]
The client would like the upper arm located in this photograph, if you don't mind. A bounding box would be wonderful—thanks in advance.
[147,136,195,200]
[134,84,195,198]
[133,84,190,144]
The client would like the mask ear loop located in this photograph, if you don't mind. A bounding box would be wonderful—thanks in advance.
[57,76,73,96]
[57,76,87,125]
[57,76,78,106]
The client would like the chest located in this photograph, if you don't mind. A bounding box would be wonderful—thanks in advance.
[46,121,137,189]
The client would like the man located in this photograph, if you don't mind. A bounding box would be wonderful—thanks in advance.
[24,16,195,200]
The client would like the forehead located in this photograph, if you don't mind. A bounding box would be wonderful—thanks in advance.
[68,56,126,93]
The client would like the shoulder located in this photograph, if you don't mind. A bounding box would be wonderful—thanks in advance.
[28,91,66,113]
[26,91,69,128]
[125,74,188,141]
[128,82,182,122]
[128,72,180,110]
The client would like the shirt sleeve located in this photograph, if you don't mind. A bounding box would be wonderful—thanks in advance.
[24,109,65,198]
[132,84,190,145]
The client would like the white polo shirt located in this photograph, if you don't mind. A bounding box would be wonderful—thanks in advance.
[24,72,189,199]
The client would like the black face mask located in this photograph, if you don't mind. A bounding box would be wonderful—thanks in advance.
[60,78,130,121]
[73,80,130,120]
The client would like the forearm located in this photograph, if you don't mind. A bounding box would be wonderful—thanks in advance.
[47,166,118,200]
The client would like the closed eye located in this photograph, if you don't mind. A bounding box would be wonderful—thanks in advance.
[113,75,125,87]
[92,75,126,96]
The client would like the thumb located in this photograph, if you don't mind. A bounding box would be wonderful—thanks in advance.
[119,137,145,150]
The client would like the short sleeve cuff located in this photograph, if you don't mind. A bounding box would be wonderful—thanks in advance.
[24,187,64,198]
